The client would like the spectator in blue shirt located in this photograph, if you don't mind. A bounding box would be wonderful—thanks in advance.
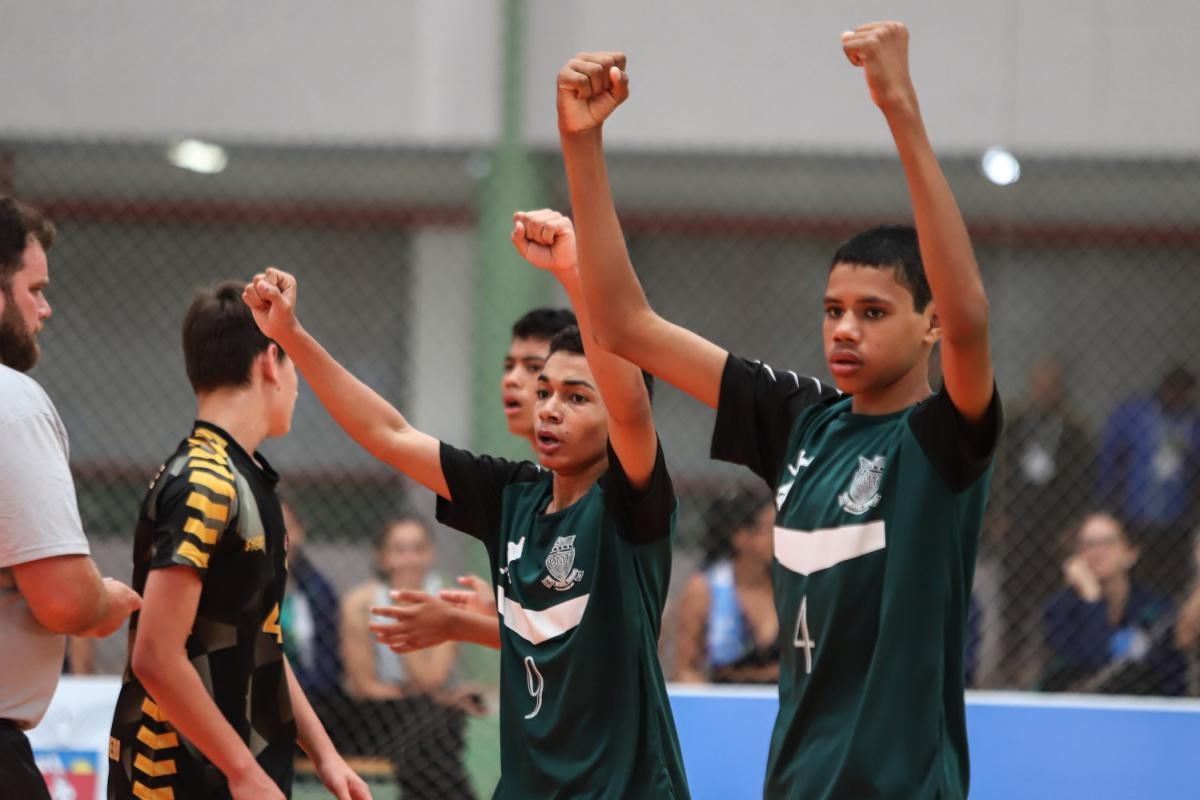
[1097,366,1200,598]
[1041,512,1185,695]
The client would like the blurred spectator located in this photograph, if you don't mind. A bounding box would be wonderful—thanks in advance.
[277,498,362,759]
[675,487,778,684]
[341,516,476,800]
[280,500,342,700]
[1098,366,1200,599]
[1041,512,1185,695]
[992,357,1094,685]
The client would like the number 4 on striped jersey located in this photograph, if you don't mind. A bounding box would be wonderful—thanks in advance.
[263,602,283,644]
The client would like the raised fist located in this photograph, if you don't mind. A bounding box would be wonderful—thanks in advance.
[511,209,578,275]
[242,267,299,341]
[557,52,629,134]
[841,22,915,112]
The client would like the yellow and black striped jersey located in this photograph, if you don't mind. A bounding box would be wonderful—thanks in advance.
[107,422,295,800]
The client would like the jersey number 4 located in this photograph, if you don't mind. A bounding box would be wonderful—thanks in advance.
[263,603,283,644]
[794,596,816,674]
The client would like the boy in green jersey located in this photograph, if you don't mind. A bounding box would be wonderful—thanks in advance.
[242,209,690,799]
[366,306,579,653]
[558,22,1000,800]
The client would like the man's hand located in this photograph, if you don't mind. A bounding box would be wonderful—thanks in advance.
[242,267,300,341]
[1063,555,1102,603]
[557,52,629,135]
[841,22,916,114]
[370,591,459,653]
[81,578,142,638]
[315,754,373,800]
[511,210,578,275]
[439,574,496,619]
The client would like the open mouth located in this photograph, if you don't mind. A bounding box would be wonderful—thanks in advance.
[503,397,524,416]
[535,429,563,455]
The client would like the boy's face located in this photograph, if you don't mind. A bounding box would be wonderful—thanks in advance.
[533,351,609,476]
[502,336,551,441]
[822,263,937,396]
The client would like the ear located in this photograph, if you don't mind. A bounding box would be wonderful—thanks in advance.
[258,343,281,387]
[923,301,942,346]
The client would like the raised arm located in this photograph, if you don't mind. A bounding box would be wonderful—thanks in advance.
[511,209,657,486]
[243,269,448,497]
[843,22,993,421]
[557,54,728,410]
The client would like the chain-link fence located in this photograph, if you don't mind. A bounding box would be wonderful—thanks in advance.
[8,137,1200,795]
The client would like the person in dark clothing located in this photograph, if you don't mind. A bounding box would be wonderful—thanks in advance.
[992,357,1094,685]
[1041,512,1186,695]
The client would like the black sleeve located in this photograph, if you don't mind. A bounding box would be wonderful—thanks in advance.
[148,466,236,577]
[435,442,544,543]
[598,439,677,545]
[908,383,1004,493]
[710,354,840,488]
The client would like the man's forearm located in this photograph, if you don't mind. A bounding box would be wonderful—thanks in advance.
[15,555,109,635]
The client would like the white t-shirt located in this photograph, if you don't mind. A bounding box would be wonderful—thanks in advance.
[0,364,90,729]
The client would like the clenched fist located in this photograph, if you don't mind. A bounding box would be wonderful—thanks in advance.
[511,209,578,275]
[557,52,629,135]
[242,267,299,342]
[841,22,916,113]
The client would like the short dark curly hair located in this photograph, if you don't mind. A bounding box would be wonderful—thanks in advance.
[0,197,55,292]
[547,325,655,401]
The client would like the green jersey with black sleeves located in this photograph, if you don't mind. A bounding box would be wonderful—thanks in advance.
[437,440,689,800]
[712,355,1001,800]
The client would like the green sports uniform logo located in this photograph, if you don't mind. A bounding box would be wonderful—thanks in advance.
[838,456,887,515]
[541,535,585,590]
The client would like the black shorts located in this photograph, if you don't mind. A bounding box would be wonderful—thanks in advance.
[0,719,52,800]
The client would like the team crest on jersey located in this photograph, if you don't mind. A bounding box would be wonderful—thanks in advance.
[838,455,887,515]
[542,535,584,591]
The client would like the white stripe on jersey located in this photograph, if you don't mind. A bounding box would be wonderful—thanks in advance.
[773,521,886,576]
[507,537,525,566]
[497,584,589,645]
